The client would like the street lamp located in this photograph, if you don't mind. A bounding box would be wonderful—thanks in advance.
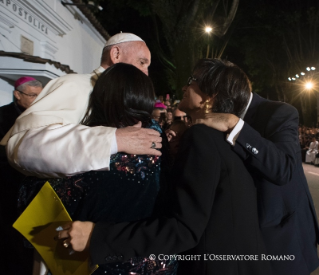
[205,26,213,58]
[205,27,213,33]
[287,66,319,125]
[305,82,314,90]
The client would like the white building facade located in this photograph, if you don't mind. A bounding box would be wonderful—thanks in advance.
[0,0,109,106]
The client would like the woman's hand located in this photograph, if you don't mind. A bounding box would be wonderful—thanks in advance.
[56,221,95,252]
[165,129,176,142]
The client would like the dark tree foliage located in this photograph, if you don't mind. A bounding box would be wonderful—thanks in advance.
[223,0,319,125]
[85,0,238,99]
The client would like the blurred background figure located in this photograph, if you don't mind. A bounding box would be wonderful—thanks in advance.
[0,77,43,139]
[167,120,188,160]
[0,76,42,275]
[163,108,173,130]
[164,99,171,108]
[152,100,167,128]
[158,95,164,103]
[173,108,187,122]
[305,136,319,164]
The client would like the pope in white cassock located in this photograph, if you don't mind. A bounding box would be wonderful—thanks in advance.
[0,33,162,178]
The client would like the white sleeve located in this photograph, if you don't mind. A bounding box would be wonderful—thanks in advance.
[226,118,244,146]
[6,124,117,178]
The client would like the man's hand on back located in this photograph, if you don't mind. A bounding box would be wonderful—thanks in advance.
[116,121,162,156]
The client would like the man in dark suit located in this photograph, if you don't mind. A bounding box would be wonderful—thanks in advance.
[196,92,319,274]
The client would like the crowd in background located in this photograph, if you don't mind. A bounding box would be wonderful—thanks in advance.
[299,126,319,165]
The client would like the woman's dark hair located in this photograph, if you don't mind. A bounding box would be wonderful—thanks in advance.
[193,58,251,117]
[82,63,155,128]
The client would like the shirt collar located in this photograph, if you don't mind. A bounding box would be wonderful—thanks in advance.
[93,66,106,74]
[240,93,253,119]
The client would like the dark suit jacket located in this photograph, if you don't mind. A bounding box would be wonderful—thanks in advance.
[0,103,32,273]
[90,125,272,275]
[0,102,23,140]
[233,93,319,275]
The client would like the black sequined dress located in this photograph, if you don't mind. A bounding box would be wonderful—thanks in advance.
[18,121,177,275]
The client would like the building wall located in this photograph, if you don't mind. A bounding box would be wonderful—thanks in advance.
[0,0,106,105]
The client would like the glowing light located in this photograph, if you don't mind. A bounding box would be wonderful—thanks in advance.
[288,77,291,81]
[305,82,314,90]
[296,74,299,78]
[205,26,213,33]
[311,67,316,70]
[301,72,305,75]
[306,67,311,71]
[292,78,296,80]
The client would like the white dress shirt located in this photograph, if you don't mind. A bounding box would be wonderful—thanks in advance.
[226,93,253,145]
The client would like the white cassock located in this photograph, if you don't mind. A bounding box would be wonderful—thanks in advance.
[0,66,117,178]
[305,141,319,163]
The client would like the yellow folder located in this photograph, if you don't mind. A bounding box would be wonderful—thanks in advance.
[13,181,98,275]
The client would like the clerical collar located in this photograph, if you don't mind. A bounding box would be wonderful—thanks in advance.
[14,101,26,114]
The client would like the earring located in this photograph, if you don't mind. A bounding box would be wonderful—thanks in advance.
[205,100,212,114]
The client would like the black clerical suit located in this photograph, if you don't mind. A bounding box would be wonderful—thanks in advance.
[232,93,319,275]
[90,125,272,275]
[0,101,24,139]
[0,102,32,275]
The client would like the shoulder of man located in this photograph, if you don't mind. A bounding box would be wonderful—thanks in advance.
[36,72,94,99]
[0,102,15,112]
[259,98,298,116]
[257,99,299,136]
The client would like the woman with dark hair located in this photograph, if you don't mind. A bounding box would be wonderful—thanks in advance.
[19,63,177,275]
[59,59,272,275]
[82,63,155,128]
[179,58,251,120]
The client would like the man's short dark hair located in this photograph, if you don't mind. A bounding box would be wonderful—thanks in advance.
[193,58,251,117]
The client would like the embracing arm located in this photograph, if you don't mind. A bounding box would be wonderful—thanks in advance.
[5,122,162,178]
[232,106,299,185]
[197,103,300,186]
[5,124,116,178]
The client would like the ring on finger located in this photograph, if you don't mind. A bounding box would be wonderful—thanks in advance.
[151,142,156,149]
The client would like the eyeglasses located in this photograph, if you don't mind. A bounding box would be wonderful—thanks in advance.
[187,76,197,86]
[16,90,38,98]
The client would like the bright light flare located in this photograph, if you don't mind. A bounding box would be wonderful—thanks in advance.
[305,82,314,90]
[205,26,213,33]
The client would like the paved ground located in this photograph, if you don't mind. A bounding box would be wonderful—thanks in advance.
[304,163,319,275]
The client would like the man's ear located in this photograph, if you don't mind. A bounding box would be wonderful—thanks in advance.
[13,90,20,101]
[109,46,121,64]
